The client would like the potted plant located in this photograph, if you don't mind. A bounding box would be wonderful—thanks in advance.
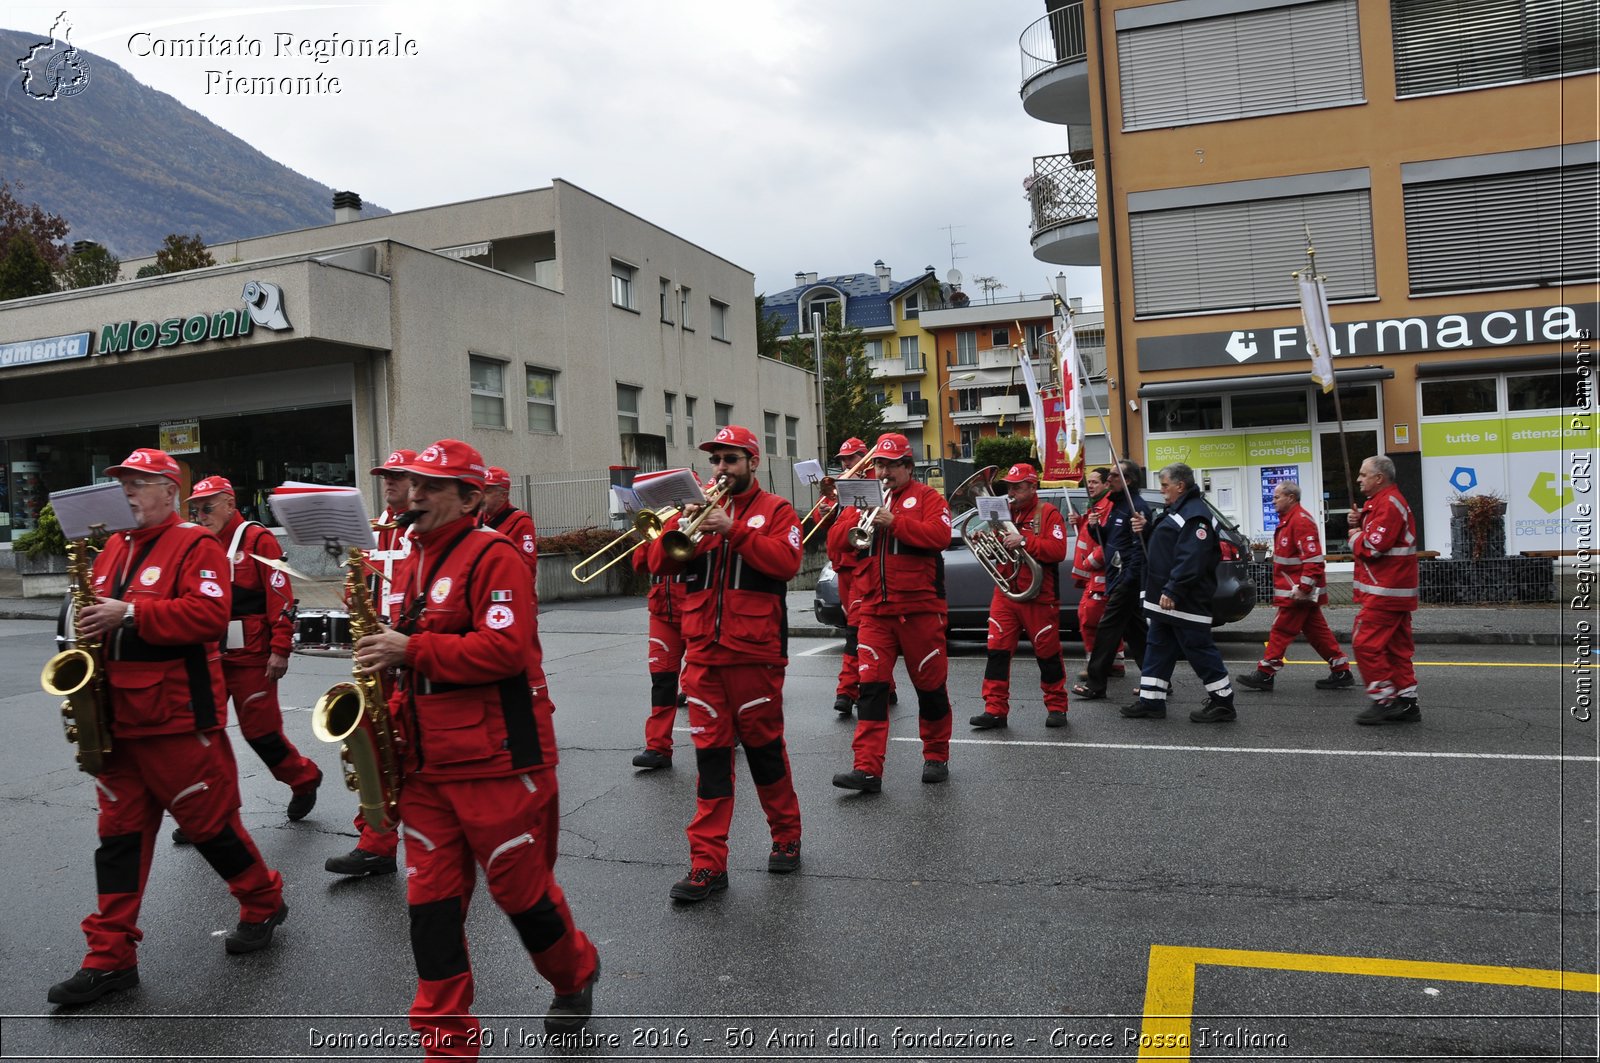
[1447,491,1507,560]
[11,502,73,597]
[1249,537,1271,562]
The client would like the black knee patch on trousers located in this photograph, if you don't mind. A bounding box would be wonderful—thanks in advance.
[509,893,568,955]
[916,686,950,721]
[1038,653,1064,685]
[409,896,469,981]
[246,731,291,768]
[744,737,788,786]
[843,626,859,656]
[94,832,142,895]
[696,746,735,800]
[856,682,890,721]
[194,823,256,881]
[649,670,678,708]
[984,650,1012,682]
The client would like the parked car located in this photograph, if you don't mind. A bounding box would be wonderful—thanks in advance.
[812,486,1168,638]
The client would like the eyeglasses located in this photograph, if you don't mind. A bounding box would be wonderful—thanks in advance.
[707,453,746,465]
[125,479,169,490]
[188,502,224,516]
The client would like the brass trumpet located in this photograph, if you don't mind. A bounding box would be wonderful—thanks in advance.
[845,477,892,551]
[658,476,732,563]
[570,506,681,583]
[799,451,876,546]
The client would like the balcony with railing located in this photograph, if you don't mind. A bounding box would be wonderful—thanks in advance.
[881,398,930,426]
[1019,2,1090,125]
[869,356,928,380]
[1028,152,1099,266]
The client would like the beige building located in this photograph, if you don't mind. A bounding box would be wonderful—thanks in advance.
[0,182,818,541]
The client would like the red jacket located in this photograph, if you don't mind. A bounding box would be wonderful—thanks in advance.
[481,501,539,589]
[1271,502,1329,606]
[645,482,802,666]
[633,539,691,622]
[1351,483,1419,613]
[852,478,951,617]
[999,495,1068,604]
[213,512,294,661]
[392,514,556,779]
[823,494,869,619]
[1071,494,1113,591]
[93,513,231,736]
[367,508,413,623]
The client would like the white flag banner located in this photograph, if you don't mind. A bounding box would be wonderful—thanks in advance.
[1056,301,1085,463]
[1016,340,1047,449]
[1298,275,1337,394]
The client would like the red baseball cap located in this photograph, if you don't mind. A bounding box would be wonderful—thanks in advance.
[699,425,760,460]
[866,433,913,462]
[392,439,489,488]
[370,448,417,476]
[104,448,182,482]
[836,437,868,459]
[483,467,511,489]
[1000,462,1039,484]
[187,475,235,501]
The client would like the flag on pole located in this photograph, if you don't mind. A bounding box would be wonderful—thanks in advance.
[1016,324,1046,454]
[1055,298,1085,464]
[1298,274,1337,394]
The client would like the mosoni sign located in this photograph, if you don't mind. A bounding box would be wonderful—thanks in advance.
[97,280,293,355]
[1137,303,1597,372]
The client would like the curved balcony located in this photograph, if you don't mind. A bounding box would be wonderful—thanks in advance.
[1027,153,1100,266]
[1019,3,1091,125]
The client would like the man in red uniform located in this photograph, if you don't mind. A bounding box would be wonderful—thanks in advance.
[645,425,804,902]
[326,448,415,877]
[833,432,953,792]
[184,476,322,822]
[1071,467,1123,680]
[48,448,288,1007]
[971,463,1071,729]
[354,439,599,1050]
[630,534,689,770]
[1235,480,1353,693]
[821,437,870,716]
[1347,455,1421,725]
[478,466,538,586]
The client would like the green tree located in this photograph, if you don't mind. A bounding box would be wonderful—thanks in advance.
[754,294,786,362]
[790,304,883,454]
[0,180,69,273]
[974,434,1036,471]
[153,232,214,274]
[59,243,122,289]
[0,232,57,301]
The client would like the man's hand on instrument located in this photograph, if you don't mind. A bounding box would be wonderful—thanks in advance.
[1002,530,1025,549]
[821,477,838,501]
[870,507,895,529]
[265,652,289,681]
[354,628,408,674]
[698,505,733,536]
[77,596,129,639]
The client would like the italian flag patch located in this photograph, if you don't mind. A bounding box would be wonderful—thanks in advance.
[200,569,217,579]
[490,590,513,602]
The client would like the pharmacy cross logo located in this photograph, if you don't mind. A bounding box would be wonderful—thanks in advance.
[16,12,91,101]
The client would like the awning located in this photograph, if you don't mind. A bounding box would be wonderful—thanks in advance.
[438,242,490,260]
[1136,366,1393,398]
[1414,353,1567,377]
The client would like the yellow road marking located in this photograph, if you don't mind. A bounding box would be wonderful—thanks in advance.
[1138,945,1600,1060]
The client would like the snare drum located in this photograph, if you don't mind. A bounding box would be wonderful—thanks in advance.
[293,609,353,656]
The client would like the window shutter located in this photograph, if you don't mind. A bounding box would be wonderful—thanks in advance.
[1392,0,1598,96]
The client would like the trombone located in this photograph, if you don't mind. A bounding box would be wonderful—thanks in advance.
[570,506,681,583]
[658,476,732,563]
[799,451,876,546]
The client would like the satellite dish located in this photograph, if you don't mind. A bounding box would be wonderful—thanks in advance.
[946,269,963,285]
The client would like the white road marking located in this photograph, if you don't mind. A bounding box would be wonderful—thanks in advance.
[797,640,845,656]
[891,736,1598,763]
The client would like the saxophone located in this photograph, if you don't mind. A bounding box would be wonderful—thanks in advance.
[311,547,402,833]
[40,539,113,775]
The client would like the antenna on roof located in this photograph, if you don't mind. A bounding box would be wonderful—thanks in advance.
[940,223,965,277]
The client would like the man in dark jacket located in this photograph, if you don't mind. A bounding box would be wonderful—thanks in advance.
[1121,462,1238,723]
[1071,460,1151,700]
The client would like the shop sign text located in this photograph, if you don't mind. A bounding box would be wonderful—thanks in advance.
[0,331,92,369]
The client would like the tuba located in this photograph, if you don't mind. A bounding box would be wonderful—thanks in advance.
[40,539,113,775]
[952,466,1043,603]
[311,548,402,833]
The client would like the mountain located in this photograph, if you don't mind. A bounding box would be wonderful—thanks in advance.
[0,26,385,260]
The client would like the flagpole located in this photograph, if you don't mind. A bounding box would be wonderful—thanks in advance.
[1293,230,1356,511]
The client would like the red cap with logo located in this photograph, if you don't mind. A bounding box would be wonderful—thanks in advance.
[483,466,511,489]
[699,425,760,460]
[836,437,868,459]
[392,439,489,488]
[866,433,913,462]
[370,448,417,476]
[104,448,182,483]
[1000,462,1039,484]
[187,475,235,501]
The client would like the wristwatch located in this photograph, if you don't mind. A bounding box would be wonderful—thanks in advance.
[121,603,136,629]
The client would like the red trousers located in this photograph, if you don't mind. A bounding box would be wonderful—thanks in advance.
[1352,608,1417,703]
[1077,590,1106,658]
[680,661,800,873]
[223,660,321,791]
[401,771,597,1060]
[644,614,685,754]
[982,596,1068,716]
[1258,603,1349,673]
[852,610,951,775]
[82,731,284,971]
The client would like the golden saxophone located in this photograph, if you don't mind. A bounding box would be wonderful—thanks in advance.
[311,547,402,833]
[40,539,113,775]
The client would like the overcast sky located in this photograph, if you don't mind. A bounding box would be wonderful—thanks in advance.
[10,0,1101,305]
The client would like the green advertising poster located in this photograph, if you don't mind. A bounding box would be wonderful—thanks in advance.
[1146,430,1311,469]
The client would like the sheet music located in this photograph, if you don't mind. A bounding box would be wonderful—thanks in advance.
[611,486,642,515]
[268,485,372,548]
[976,495,1012,523]
[50,482,136,538]
[834,478,884,509]
[633,468,706,510]
[792,459,824,485]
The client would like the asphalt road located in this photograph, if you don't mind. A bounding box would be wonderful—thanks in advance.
[0,598,1595,1062]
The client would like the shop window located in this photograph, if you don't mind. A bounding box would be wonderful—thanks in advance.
[1421,378,1497,416]
[1508,372,1581,412]
[1314,383,1379,421]
[470,356,506,429]
[1231,389,1308,428]
[764,412,780,457]
[1148,396,1223,432]
[616,383,641,436]
[611,260,636,310]
[785,416,799,457]
[710,299,730,341]
[526,367,557,434]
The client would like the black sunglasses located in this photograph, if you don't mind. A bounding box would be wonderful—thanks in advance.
[708,452,746,465]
